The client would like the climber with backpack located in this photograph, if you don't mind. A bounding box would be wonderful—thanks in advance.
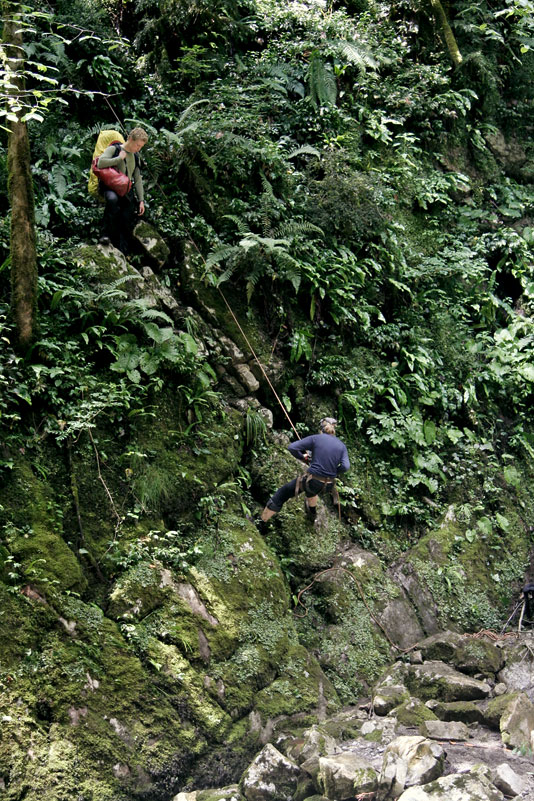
[260,418,350,524]
[89,127,148,255]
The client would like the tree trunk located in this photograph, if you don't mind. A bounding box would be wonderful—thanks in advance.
[3,2,38,349]
[428,0,463,67]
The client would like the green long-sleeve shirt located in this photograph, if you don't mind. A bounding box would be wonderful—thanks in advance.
[97,145,144,202]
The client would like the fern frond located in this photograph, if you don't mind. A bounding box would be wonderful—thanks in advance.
[308,51,337,107]
[123,118,159,136]
[277,221,324,238]
[222,214,251,235]
[216,261,239,286]
[176,99,210,127]
[288,145,321,159]
[337,41,378,71]
[205,244,240,269]
[137,308,174,324]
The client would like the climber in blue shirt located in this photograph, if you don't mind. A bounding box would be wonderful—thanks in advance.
[260,417,350,523]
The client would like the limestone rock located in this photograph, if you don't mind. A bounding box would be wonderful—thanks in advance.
[240,743,301,801]
[404,661,491,702]
[317,753,377,800]
[425,699,485,725]
[220,334,246,364]
[378,735,445,799]
[483,693,520,730]
[393,697,438,727]
[418,632,503,676]
[389,562,441,637]
[360,716,398,744]
[374,685,410,716]
[396,771,505,801]
[234,363,260,393]
[174,794,198,801]
[298,725,337,763]
[133,221,171,268]
[419,720,469,741]
[498,636,534,701]
[196,787,243,801]
[491,763,527,797]
[499,692,534,749]
[378,593,425,650]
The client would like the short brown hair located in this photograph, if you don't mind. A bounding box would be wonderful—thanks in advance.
[129,127,149,143]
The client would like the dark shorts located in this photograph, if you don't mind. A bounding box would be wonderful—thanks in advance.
[267,474,334,513]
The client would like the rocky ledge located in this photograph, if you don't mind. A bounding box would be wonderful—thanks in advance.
[173,630,534,801]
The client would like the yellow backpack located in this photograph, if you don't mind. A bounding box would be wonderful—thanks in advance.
[88,129,125,197]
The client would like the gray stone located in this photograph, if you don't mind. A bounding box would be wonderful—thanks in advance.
[498,636,534,702]
[378,735,445,799]
[417,632,503,676]
[404,661,491,702]
[258,406,274,429]
[317,754,377,800]
[360,717,398,743]
[491,763,527,797]
[133,221,171,268]
[234,363,260,392]
[419,720,469,741]
[410,651,423,665]
[499,692,534,749]
[240,744,301,801]
[220,334,246,364]
[373,685,410,716]
[389,562,441,637]
[425,700,485,725]
[494,683,507,696]
[378,595,425,650]
[298,725,337,763]
[396,771,504,801]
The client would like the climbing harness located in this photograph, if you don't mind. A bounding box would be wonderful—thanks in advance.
[295,472,341,520]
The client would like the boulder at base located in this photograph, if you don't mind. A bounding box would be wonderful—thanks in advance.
[240,744,301,801]
[396,772,504,801]
[378,736,444,799]
[317,753,377,800]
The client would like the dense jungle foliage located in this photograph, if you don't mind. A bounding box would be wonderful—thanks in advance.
[1,0,534,534]
[1,0,534,796]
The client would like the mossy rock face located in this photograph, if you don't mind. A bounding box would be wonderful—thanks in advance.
[429,700,486,725]
[130,392,245,517]
[398,497,531,633]
[0,458,86,593]
[133,220,171,267]
[105,512,337,739]
[392,697,438,727]
[196,786,243,801]
[0,605,203,800]
[418,631,504,676]
[484,692,521,730]
[454,637,504,676]
[252,643,340,726]
[74,242,137,287]
[295,548,396,705]
[108,561,171,618]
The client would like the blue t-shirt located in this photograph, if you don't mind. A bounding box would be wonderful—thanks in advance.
[288,433,350,478]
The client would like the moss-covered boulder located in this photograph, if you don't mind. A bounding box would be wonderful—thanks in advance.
[393,697,438,727]
[418,631,504,676]
[393,499,531,636]
[427,699,486,725]
[0,458,86,593]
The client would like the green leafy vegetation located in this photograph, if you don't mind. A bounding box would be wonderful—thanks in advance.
[1,0,534,795]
